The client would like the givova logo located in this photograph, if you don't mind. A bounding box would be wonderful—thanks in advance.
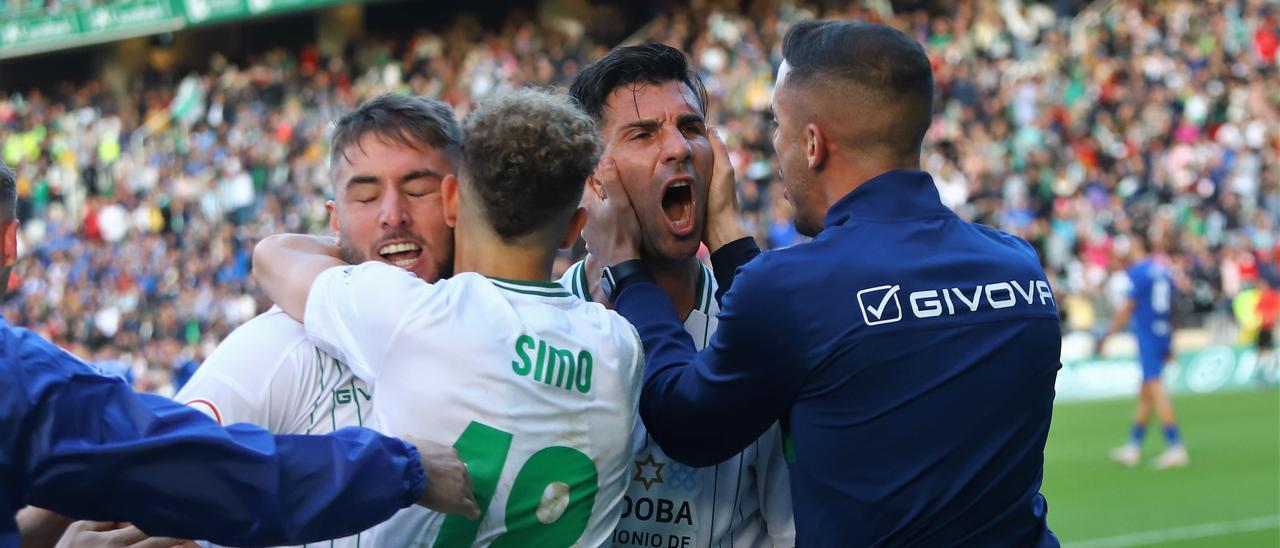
[857,285,903,326]
[858,280,1056,326]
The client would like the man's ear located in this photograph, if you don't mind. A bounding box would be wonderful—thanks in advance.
[560,207,587,250]
[326,200,341,241]
[586,173,605,202]
[3,220,18,267]
[806,122,828,171]
[442,174,460,229]
[585,146,614,203]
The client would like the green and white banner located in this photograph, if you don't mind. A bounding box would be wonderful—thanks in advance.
[1,0,183,59]
[1,13,82,51]
[80,0,180,34]
[1056,345,1274,403]
[0,0,355,59]
[182,0,350,25]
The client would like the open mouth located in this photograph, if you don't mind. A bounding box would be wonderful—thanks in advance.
[661,179,695,234]
[378,241,423,268]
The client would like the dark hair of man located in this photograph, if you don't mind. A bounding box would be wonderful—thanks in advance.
[329,93,463,173]
[0,161,15,222]
[568,43,708,122]
[781,20,934,157]
[459,88,602,241]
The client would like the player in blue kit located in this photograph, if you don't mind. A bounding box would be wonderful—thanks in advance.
[1096,233,1189,469]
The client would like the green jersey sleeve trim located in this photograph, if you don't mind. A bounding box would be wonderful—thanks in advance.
[561,261,592,302]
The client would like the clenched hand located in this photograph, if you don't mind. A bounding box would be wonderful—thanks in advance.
[410,438,480,520]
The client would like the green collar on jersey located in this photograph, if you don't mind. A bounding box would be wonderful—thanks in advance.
[569,260,712,315]
[487,276,573,298]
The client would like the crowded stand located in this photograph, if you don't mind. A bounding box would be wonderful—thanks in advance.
[1,0,1277,394]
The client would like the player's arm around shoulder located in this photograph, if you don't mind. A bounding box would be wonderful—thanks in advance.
[174,310,316,431]
[252,233,347,322]
[254,233,436,382]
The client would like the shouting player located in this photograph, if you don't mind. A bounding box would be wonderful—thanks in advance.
[1097,232,1189,469]
[254,88,643,547]
[173,92,461,547]
[564,44,795,547]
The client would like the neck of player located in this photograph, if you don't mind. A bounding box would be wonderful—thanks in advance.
[454,225,558,284]
[586,253,700,319]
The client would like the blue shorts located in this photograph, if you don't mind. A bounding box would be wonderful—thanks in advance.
[1138,342,1171,382]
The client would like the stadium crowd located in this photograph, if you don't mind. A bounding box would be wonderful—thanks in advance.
[1,0,1277,394]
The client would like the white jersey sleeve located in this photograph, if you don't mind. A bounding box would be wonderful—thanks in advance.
[175,307,318,431]
[304,262,442,382]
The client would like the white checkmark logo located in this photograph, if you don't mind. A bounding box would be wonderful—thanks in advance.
[865,285,900,319]
[857,284,904,326]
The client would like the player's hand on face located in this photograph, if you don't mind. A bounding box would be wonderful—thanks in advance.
[583,156,643,265]
[55,521,197,548]
[410,438,480,520]
[703,127,749,252]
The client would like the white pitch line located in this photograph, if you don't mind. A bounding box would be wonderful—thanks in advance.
[1066,515,1280,547]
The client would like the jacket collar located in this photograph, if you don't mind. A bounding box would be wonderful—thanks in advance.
[823,169,953,227]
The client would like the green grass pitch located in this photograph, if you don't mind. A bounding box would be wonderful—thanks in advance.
[1042,388,1280,547]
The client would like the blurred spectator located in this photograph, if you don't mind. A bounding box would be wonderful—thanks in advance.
[0,0,1278,393]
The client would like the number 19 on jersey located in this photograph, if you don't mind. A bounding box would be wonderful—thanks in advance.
[433,421,599,547]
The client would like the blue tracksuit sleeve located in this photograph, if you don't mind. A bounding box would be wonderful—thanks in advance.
[11,326,425,547]
[709,237,761,305]
[614,259,807,467]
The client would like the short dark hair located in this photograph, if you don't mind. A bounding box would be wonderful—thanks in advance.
[781,20,934,153]
[460,89,601,241]
[568,43,708,122]
[329,93,463,173]
[0,161,15,221]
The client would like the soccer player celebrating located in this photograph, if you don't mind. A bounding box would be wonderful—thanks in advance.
[0,160,477,548]
[1097,232,1189,469]
[564,44,794,547]
[586,21,1061,546]
[254,89,643,547]
[173,93,462,547]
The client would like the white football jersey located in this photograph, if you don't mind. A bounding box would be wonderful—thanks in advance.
[560,261,796,548]
[305,263,644,548]
[175,306,372,548]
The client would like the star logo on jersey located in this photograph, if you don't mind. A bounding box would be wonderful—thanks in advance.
[633,454,665,491]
